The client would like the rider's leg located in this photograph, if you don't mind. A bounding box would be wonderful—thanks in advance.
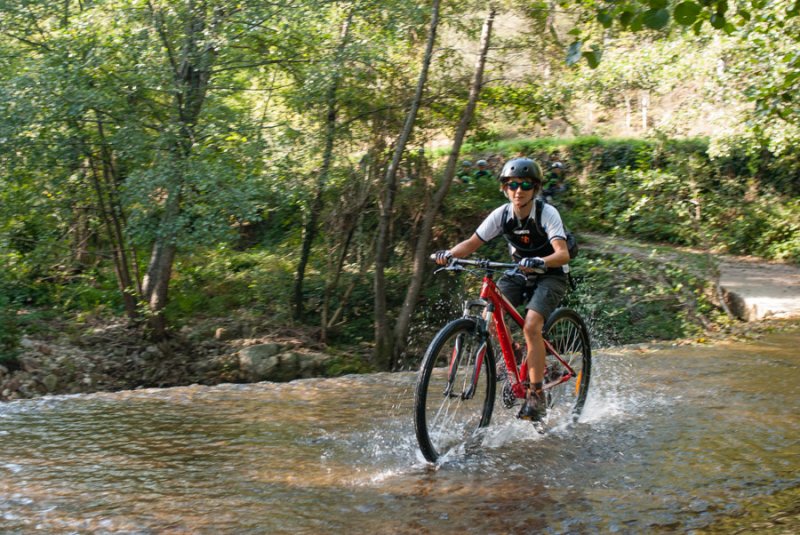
[518,275,567,421]
[519,309,547,420]
[523,310,546,386]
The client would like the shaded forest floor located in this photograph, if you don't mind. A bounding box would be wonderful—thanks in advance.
[2,234,799,402]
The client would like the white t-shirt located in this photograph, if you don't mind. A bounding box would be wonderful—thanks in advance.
[475,201,569,272]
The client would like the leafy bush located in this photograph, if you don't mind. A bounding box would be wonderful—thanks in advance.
[458,135,798,263]
[562,253,723,345]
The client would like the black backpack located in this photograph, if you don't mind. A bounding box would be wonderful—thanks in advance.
[533,198,579,259]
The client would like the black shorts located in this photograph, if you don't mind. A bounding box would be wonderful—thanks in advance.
[496,271,567,321]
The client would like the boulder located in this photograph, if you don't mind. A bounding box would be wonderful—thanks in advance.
[238,344,333,382]
[42,374,59,392]
[282,351,334,378]
[238,343,284,381]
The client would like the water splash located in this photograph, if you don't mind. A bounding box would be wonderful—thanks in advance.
[1,332,798,533]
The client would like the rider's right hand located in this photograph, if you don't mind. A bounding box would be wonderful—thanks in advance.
[434,250,453,266]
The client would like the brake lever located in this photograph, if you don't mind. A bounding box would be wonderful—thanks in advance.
[434,264,465,275]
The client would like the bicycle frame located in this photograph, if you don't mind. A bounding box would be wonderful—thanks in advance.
[459,264,579,401]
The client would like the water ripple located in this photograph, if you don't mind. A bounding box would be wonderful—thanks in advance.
[1,333,799,533]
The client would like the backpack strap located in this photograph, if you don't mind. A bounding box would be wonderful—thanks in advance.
[534,197,546,236]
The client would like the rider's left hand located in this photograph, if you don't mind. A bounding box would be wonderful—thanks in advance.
[519,256,546,274]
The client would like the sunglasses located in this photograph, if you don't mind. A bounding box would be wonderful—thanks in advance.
[503,180,536,191]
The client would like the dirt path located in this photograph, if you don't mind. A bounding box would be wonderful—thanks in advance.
[718,256,800,320]
[581,233,800,321]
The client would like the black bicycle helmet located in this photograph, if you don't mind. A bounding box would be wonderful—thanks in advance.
[499,157,543,182]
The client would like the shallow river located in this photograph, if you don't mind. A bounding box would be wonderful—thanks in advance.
[1,329,799,534]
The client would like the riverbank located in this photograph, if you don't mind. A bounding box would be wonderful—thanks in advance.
[0,317,366,401]
[2,314,797,403]
[2,238,799,402]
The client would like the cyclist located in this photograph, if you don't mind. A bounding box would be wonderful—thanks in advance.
[473,159,492,180]
[457,160,473,183]
[543,161,568,202]
[434,157,570,421]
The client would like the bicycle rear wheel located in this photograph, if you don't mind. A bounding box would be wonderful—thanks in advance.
[414,318,496,463]
[543,308,591,422]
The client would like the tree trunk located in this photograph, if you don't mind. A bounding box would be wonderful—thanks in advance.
[624,93,632,132]
[141,166,182,336]
[293,11,353,320]
[86,153,139,319]
[391,7,496,367]
[640,90,649,131]
[141,1,217,339]
[373,0,441,370]
[72,202,91,270]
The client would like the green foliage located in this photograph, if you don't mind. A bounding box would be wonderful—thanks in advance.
[324,351,374,376]
[571,0,799,133]
[50,272,124,313]
[165,248,297,324]
[1,0,798,365]
[580,166,698,243]
[562,253,723,345]
[449,136,800,262]
[161,243,392,348]
[0,274,21,367]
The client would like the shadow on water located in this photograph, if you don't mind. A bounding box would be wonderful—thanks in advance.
[1,328,799,533]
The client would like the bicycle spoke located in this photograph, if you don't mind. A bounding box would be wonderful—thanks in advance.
[542,309,592,424]
[415,318,495,462]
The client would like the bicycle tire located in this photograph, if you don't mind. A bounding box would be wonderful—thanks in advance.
[414,317,496,463]
[542,308,591,421]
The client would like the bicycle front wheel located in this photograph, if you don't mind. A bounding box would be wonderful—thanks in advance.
[414,318,496,463]
[543,308,592,422]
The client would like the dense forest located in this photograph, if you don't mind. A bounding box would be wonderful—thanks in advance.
[1,0,798,382]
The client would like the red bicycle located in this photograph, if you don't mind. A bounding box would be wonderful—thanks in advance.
[414,257,592,463]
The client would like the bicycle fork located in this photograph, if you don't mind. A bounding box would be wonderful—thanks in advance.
[444,321,489,401]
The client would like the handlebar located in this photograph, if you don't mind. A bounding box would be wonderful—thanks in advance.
[429,254,526,272]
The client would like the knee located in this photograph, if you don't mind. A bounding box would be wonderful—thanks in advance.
[524,312,544,338]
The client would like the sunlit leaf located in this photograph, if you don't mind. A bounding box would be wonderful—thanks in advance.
[710,13,727,28]
[619,10,635,28]
[597,11,613,28]
[643,8,670,29]
[583,46,603,69]
[674,2,701,26]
